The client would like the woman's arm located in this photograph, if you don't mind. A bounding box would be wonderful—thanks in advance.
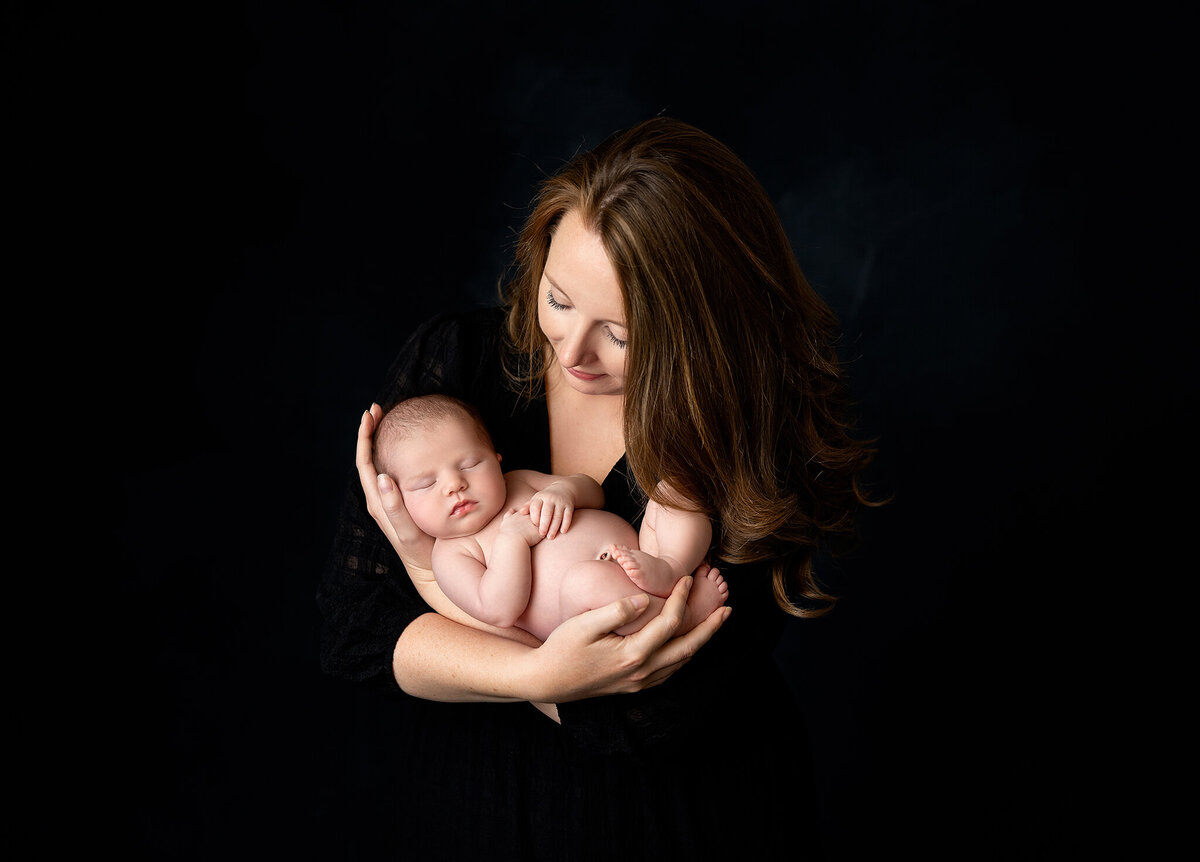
[393,575,729,703]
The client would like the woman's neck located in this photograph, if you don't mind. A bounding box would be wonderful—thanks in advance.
[544,371,625,484]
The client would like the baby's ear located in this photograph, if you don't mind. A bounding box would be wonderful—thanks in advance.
[496,452,502,463]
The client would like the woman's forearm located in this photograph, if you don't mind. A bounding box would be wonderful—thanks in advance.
[392,612,545,702]
[393,576,730,707]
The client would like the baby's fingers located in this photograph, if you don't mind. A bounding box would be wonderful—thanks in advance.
[537,501,554,537]
[543,503,569,539]
[526,499,543,532]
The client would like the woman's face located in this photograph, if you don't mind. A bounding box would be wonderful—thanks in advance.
[537,209,628,398]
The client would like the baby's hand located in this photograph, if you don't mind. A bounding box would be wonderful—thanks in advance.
[527,484,576,538]
[500,507,545,547]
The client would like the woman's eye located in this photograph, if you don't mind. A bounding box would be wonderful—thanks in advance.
[605,329,627,349]
[545,290,568,310]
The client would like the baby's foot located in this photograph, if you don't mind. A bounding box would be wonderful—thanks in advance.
[607,544,678,598]
[682,566,729,632]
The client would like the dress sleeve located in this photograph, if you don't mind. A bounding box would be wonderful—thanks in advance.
[316,312,482,689]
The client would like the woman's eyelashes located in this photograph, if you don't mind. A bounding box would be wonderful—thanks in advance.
[547,289,627,349]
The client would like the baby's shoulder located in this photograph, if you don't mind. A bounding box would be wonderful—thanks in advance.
[432,533,485,563]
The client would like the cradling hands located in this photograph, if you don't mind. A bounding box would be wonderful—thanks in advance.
[356,403,435,572]
[521,569,730,704]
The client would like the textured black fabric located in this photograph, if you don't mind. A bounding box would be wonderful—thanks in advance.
[317,306,824,860]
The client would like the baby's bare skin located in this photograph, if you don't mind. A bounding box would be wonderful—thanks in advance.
[524,509,641,639]
[605,545,679,596]
[450,475,726,641]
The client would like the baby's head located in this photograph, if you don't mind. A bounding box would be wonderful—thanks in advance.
[375,395,507,539]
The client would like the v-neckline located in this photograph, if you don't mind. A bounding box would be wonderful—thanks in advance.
[533,392,641,526]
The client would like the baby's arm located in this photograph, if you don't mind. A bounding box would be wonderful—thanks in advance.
[507,470,604,538]
[432,513,544,630]
[639,493,711,580]
[409,547,541,646]
[611,483,712,597]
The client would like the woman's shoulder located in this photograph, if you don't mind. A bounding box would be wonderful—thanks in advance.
[406,304,508,353]
[377,305,509,404]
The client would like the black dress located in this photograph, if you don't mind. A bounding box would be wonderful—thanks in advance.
[318,307,823,861]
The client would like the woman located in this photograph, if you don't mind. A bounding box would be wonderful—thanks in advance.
[319,117,875,859]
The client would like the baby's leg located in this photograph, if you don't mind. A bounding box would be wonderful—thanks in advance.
[558,559,651,635]
[681,565,729,632]
[559,558,728,636]
[602,544,677,598]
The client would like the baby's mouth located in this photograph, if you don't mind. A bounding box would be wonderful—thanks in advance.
[450,500,477,517]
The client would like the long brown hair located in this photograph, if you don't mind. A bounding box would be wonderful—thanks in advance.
[502,118,879,617]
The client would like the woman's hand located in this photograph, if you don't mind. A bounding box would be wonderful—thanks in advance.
[356,403,435,572]
[393,565,729,710]
[522,568,731,705]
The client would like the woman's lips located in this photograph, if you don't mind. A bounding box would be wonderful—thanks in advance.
[566,367,603,381]
[450,500,477,517]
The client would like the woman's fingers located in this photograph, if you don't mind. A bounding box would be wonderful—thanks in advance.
[534,577,730,699]
[356,408,380,497]
[354,404,434,568]
[648,604,730,678]
[376,469,432,554]
[623,575,730,686]
[570,592,652,639]
[356,407,396,534]
[375,473,405,519]
[625,574,692,646]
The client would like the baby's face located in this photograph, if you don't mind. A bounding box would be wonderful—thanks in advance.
[392,419,506,539]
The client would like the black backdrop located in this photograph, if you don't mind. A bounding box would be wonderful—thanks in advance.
[13,1,1153,858]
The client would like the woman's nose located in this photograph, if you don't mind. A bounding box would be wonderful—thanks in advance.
[557,323,591,367]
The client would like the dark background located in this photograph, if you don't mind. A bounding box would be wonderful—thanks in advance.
[12,1,1158,858]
